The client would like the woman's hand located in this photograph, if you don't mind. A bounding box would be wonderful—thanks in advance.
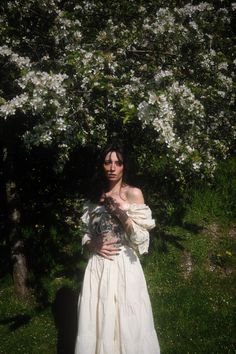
[85,237,121,260]
[103,195,118,213]
[104,196,123,218]
[104,195,133,236]
[104,196,129,222]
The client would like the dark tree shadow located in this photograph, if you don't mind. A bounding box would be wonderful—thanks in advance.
[183,222,203,234]
[52,287,79,354]
[156,230,185,253]
[151,221,204,254]
[0,314,31,331]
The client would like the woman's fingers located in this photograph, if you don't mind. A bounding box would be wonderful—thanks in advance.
[101,244,120,253]
[97,241,121,259]
[97,248,119,260]
[93,233,121,259]
[86,239,121,259]
[97,252,113,260]
[103,245,121,254]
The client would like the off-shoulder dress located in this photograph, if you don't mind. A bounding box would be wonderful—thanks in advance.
[74,202,160,354]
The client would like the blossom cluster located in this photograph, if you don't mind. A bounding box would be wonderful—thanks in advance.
[19,71,68,97]
[0,45,31,69]
[0,0,235,177]
[0,67,68,116]
[0,93,29,117]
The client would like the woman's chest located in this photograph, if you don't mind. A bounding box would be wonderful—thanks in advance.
[89,208,126,245]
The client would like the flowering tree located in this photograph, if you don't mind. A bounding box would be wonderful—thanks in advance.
[0,0,235,299]
[0,0,235,179]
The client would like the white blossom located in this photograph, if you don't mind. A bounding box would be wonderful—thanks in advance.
[0,0,234,176]
[0,45,31,68]
[0,93,29,117]
[154,70,173,84]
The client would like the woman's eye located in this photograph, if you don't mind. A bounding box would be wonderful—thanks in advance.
[104,160,123,166]
[116,161,123,166]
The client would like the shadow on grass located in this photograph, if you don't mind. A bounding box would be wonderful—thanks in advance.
[183,222,204,234]
[156,230,185,253]
[153,222,203,253]
[52,287,78,354]
[0,314,31,331]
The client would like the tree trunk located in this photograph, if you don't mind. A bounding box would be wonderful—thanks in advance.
[3,147,29,299]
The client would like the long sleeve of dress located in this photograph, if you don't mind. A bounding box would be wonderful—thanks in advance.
[80,203,92,246]
[126,204,156,255]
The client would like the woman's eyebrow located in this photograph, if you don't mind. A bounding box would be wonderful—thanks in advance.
[104,158,123,162]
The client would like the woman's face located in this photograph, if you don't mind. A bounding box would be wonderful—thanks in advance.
[103,151,124,183]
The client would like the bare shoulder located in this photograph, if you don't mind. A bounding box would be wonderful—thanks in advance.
[126,186,145,204]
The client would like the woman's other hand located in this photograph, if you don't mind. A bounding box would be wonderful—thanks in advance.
[104,196,122,217]
[85,238,121,260]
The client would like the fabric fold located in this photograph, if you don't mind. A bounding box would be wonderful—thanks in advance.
[126,204,156,255]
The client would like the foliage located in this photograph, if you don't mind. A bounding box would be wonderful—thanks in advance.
[21,193,87,304]
[0,0,235,178]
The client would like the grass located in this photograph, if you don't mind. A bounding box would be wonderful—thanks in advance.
[0,277,57,354]
[144,226,235,354]
[143,175,236,354]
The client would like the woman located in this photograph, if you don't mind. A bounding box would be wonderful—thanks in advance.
[75,143,160,354]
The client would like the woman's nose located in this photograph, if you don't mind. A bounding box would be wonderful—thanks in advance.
[110,163,115,171]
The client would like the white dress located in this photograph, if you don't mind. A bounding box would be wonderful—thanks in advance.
[75,202,160,354]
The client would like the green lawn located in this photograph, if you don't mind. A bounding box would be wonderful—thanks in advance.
[0,278,57,354]
[145,222,236,354]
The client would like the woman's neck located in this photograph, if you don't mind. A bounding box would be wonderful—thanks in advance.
[107,179,122,194]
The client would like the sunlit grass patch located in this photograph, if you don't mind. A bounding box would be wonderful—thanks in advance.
[0,277,56,354]
[144,219,236,354]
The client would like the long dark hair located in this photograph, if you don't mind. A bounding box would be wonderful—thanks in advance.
[87,142,130,203]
